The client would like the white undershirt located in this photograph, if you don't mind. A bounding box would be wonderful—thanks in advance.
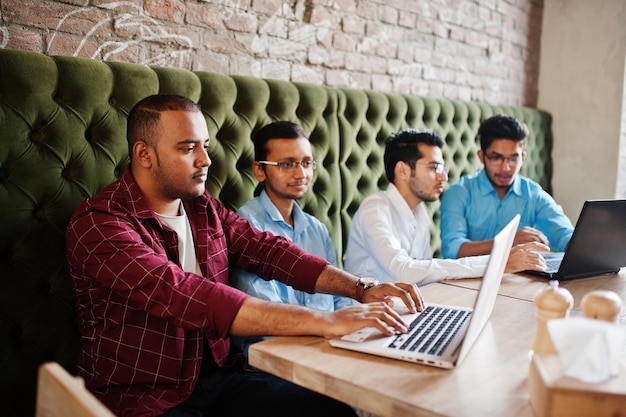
[156,204,202,275]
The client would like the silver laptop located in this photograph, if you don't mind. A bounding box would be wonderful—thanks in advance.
[524,199,626,280]
[329,214,519,369]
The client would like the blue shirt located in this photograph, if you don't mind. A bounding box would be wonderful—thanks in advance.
[440,169,574,259]
[231,190,352,355]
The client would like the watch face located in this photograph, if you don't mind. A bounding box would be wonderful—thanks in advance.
[360,277,379,286]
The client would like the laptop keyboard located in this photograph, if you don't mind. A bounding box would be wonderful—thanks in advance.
[387,305,472,356]
[545,258,561,272]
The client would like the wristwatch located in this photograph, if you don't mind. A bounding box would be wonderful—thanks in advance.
[355,276,380,303]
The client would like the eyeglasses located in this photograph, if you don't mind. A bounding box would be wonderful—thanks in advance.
[258,160,318,171]
[484,153,521,166]
[407,161,449,175]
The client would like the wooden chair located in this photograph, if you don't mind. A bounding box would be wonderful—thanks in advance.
[35,362,116,417]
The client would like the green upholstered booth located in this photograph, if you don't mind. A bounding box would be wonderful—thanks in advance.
[0,47,553,416]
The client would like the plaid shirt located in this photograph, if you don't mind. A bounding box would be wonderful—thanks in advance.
[65,169,328,416]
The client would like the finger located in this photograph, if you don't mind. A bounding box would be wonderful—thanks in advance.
[518,242,550,252]
[371,311,409,336]
[395,283,424,313]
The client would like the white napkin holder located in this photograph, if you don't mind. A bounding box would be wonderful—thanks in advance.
[529,317,626,417]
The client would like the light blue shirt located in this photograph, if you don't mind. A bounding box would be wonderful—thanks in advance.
[440,169,574,259]
[231,190,352,355]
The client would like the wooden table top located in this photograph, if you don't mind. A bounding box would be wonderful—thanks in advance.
[443,269,626,323]
[248,272,626,417]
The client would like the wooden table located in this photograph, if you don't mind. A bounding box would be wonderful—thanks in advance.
[248,272,626,417]
[444,269,626,324]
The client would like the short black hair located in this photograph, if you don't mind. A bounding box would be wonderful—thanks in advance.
[384,129,444,183]
[253,121,308,161]
[127,94,200,157]
[478,114,528,151]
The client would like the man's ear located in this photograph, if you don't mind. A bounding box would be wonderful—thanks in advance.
[394,160,410,181]
[252,161,267,182]
[133,141,153,169]
[477,149,484,164]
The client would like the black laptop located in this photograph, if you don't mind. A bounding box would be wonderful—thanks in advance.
[524,199,626,280]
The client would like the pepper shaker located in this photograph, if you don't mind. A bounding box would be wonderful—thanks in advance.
[531,280,573,355]
[581,290,622,323]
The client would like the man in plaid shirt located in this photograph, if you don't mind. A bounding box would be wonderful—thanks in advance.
[66,94,423,417]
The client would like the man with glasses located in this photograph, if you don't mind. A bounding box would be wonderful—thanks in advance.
[231,121,353,356]
[344,128,548,286]
[440,114,573,259]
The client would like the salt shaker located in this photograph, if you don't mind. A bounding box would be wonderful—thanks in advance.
[581,290,622,323]
[531,280,573,355]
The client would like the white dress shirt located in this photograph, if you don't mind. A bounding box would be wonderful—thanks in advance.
[344,183,489,286]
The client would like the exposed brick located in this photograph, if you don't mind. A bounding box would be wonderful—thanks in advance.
[371,73,392,92]
[375,41,397,59]
[268,37,307,61]
[460,2,479,29]
[291,64,324,84]
[449,27,465,42]
[325,49,346,69]
[432,21,449,38]
[325,69,350,87]
[161,24,203,49]
[0,0,545,107]
[4,26,44,52]
[380,5,398,25]
[333,0,357,14]
[342,14,365,35]
[307,45,329,65]
[223,11,258,33]
[398,12,416,29]
[193,49,230,74]
[58,0,89,6]
[386,0,423,14]
[251,0,284,16]
[288,21,319,47]
[354,1,378,20]
[389,60,422,78]
[232,32,257,55]
[332,32,357,52]
[427,81,444,98]
[101,43,149,65]
[91,0,142,7]
[186,3,225,30]
[348,71,371,90]
[416,16,434,34]
[456,68,474,87]
[258,14,289,38]
[144,0,185,24]
[45,31,98,57]
[216,0,252,22]
[396,43,414,63]
[413,47,433,64]
[205,32,246,54]
[3,0,109,36]
[259,59,291,80]
[307,4,340,28]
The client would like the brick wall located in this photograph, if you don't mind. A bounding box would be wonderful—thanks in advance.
[0,0,543,107]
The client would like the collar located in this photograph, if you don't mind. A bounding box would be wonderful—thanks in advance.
[120,168,209,223]
[477,168,523,198]
[386,183,422,221]
[259,189,305,232]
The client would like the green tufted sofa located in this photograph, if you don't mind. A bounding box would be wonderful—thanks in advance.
[0,47,553,416]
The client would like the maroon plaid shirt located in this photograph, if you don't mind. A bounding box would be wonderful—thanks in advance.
[66,169,328,416]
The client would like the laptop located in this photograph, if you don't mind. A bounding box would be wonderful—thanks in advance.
[524,199,626,280]
[329,214,520,369]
